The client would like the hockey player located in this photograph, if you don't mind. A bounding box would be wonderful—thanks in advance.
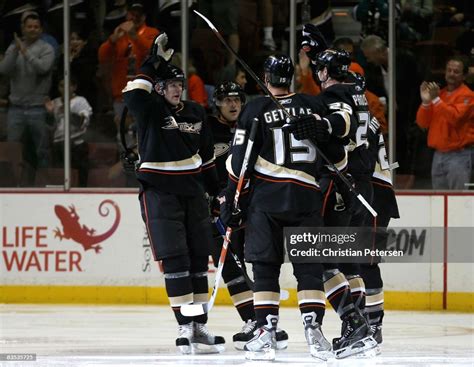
[286,45,378,358]
[336,70,400,346]
[361,123,400,345]
[122,34,225,354]
[221,54,334,361]
[208,81,289,350]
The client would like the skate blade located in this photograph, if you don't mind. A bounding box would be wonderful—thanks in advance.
[233,341,246,351]
[350,344,380,358]
[276,339,288,350]
[309,345,334,361]
[177,345,192,354]
[191,342,225,354]
[334,336,378,359]
[245,347,276,361]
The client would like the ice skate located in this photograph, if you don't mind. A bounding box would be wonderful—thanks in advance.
[333,312,377,359]
[192,322,225,354]
[234,319,288,351]
[302,312,333,361]
[175,322,193,354]
[244,315,278,360]
[370,323,383,344]
[233,319,257,350]
[275,328,289,350]
[244,326,276,361]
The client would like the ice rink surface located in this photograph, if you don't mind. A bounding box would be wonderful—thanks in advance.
[0,304,472,367]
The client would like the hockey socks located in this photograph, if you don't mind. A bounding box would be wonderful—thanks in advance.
[347,275,366,313]
[191,270,209,325]
[297,289,326,323]
[162,255,209,325]
[294,263,326,323]
[226,275,255,322]
[365,288,384,344]
[164,269,194,325]
[323,269,355,318]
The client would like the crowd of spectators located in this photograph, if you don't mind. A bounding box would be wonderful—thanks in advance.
[0,0,472,189]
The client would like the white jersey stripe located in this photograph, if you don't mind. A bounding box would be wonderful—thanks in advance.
[254,156,319,188]
[140,154,202,171]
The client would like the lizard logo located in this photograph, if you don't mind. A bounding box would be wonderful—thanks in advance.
[53,200,121,253]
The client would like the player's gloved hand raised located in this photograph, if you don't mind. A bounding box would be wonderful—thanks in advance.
[121,150,139,173]
[301,23,328,61]
[218,190,243,229]
[284,114,330,142]
[150,33,174,62]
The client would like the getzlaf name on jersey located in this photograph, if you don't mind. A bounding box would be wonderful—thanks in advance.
[228,93,325,214]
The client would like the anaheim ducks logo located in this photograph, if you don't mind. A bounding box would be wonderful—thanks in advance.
[162,116,202,134]
[214,142,230,157]
[162,116,179,129]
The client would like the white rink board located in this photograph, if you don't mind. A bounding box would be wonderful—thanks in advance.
[447,196,474,293]
[0,193,164,286]
[0,192,473,294]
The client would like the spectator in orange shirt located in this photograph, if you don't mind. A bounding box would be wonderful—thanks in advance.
[295,49,320,95]
[416,56,474,190]
[98,2,159,123]
[187,59,208,108]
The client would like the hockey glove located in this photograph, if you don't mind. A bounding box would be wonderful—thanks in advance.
[301,23,328,61]
[150,33,174,62]
[209,196,221,218]
[334,173,355,214]
[218,190,243,229]
[285,114,330,142]
[121,150,139,173]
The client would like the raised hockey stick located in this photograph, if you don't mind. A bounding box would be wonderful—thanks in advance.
[194,10,377,218]
[181,117,260,317]
[213,217,290,301]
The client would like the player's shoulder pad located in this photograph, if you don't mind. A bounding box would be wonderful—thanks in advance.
[238,96,268,124]
[183,100,207,117]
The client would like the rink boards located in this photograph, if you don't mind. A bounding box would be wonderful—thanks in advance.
[0,190,472,311]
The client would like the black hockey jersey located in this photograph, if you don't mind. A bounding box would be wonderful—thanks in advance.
[306,83,359,178]
[208,115,235,189]
[368,126,400,220]
[123,64,218,196]
[229,93,328,213]
[342,82,378,179]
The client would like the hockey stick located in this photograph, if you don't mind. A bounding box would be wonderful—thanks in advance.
[181,117,260,317]
[194,10,377,218]
[213,217,290,301]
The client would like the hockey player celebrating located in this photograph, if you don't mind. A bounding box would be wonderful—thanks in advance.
[220,54,333,361]
[122,33,225,354]
[362,116,400,345]
[286,36,378,358]
[208,81,289,350]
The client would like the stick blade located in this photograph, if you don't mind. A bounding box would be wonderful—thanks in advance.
[193,10,217,31]
[180,303,208,317]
